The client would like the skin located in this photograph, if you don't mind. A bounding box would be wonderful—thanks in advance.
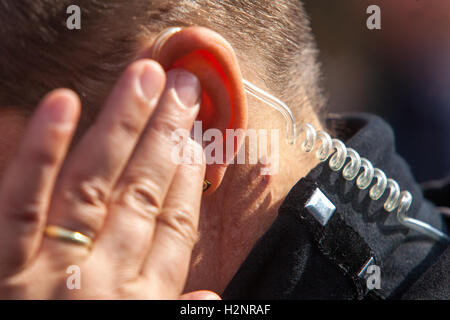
[0,27,323,298]
[0,61,219,299]
[147,27,324,294]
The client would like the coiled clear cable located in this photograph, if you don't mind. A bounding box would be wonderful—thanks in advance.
[298,124,450,243]
[243,77,449,242]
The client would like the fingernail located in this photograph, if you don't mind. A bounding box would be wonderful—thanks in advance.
[174,70,201,108]
[47,94,77,123]
[140,64,163,102]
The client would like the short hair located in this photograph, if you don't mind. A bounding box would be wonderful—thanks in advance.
[0,0,325,128]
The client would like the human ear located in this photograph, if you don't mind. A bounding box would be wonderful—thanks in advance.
[144,26,248,193]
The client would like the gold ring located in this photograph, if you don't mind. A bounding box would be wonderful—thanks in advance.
[44,225,93,249]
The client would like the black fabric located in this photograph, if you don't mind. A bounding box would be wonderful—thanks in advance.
[422,176,450,208]
[283,177,376,299]
[222,113,449,300]
[401,246,450,299]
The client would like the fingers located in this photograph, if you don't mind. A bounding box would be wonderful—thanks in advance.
[45,60,166,244]
[94,69,202,275]
[180,290,222,300]
[142,141,205,295]
[0,89,80,277]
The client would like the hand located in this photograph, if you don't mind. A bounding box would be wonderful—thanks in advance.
[0,60,213,299]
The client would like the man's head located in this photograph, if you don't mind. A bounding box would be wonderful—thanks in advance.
[0,0,324,124]
[0,0,325,293]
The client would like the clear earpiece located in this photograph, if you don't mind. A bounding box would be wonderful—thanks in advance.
[150,27,182,61]
[242,79,297,144]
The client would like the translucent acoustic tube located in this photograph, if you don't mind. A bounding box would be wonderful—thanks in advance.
[243,79,297,144]
[150,27,182,62]
[298,123,450,243]
[243,79,448,242]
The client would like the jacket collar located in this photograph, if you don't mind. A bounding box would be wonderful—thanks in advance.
[223,113,448,299]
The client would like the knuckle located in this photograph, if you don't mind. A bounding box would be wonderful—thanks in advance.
[158,207,199,248]
[5,197,43,229]
[114,178,163,216]
[54,178,109,234]
[68,177,109,209]
[116,114,144,139]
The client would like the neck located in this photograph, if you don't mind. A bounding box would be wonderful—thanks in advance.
[185,122,323,293]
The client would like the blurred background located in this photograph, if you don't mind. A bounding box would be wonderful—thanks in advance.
[302,0,450,183]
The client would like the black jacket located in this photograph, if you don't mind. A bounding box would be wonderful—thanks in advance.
[223,114,449,300]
